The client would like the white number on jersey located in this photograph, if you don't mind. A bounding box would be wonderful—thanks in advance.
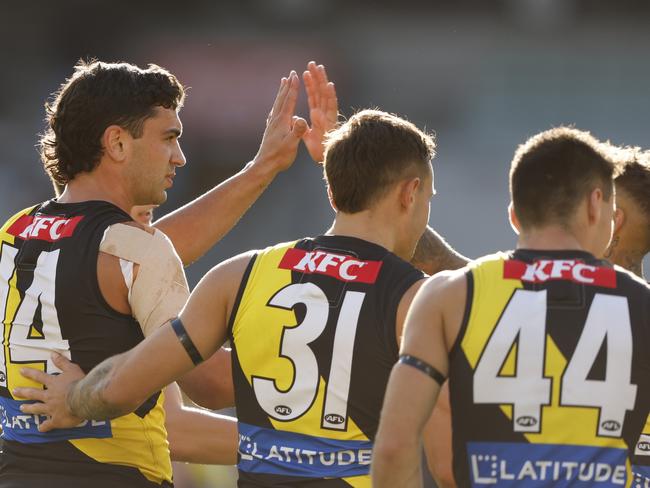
[252,283,365,430]
[0,244,70,388]
[474,289,637,437]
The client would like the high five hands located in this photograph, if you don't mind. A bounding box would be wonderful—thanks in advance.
[253,61,338,174]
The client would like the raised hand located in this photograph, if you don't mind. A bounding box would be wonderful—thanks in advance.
[252,71,308,174]
[302,61,339,163]
[14,353,86,432]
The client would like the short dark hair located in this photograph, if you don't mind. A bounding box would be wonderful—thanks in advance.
[323,109,435,213]
[610,145,650,223]
[509,127,618,229]
[40,60,185,185]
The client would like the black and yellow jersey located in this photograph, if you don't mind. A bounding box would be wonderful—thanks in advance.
[449,249,650,487]
[0,201,171,487]
[229,235,423,487]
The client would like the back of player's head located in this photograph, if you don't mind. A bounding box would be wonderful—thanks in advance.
[509,127,618,230]
[323,109,435,213]
[40,60,186,185]
[610,146,650,220]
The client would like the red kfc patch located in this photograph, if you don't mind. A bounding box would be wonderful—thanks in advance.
[279,248,382,284]
[7,215,83,242]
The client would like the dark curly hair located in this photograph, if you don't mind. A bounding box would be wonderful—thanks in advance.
[40,60,185,185]
[608,145,650,222]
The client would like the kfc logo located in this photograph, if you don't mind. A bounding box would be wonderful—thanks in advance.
[7,215,83,242]
[279,248,382,284]
[504,259,616,288]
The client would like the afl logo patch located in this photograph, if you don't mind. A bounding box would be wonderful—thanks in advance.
[601,420,621,432]
[274,405,292,416]
[516,416,537,428]
[637,442,650,452]
[635,435,650,456]
[324,414,344,425]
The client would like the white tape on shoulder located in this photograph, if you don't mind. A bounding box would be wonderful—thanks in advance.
[100,223,189,337]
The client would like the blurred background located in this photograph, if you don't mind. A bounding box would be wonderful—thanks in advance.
[2,1,649,486]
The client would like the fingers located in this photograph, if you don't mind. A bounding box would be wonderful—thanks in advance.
[18,397,49,414]
[52,352,77,372]
[268,75,290,123]
[304,61,320,110]
[14,386,46,402]
[38,419,56,433]
[19,367,51,386]
[325,81,338,120]
[277,71,300,122]
[291,117,308,139]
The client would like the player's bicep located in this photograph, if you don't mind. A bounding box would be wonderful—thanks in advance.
[100,222,190,337]
[176,252,254,362]
[104,322,200,408]
[399,273,452,379]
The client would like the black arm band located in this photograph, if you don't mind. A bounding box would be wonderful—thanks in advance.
[171,318,204,366]
[398,354,446,386]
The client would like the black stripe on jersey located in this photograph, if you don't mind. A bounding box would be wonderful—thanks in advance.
[226,253,258,338]
[230,338,274,431]
[133,391,161,419]
[448,269,473,364]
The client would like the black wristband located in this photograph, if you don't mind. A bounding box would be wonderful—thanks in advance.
[171,318,204,366]
[398,354,446,386]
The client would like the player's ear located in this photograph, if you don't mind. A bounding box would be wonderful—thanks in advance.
[326,184,338,212]
[399,177,421,210]
[587,187,603,225]
[613,207,625,234]
[508,202,521,235]
[103,125,128,162]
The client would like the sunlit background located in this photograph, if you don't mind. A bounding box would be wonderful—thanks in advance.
[2,1,650,486]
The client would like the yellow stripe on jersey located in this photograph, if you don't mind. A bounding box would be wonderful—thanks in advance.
[231,241,368,442]
[342,475,371,488]
[70,392,171,484]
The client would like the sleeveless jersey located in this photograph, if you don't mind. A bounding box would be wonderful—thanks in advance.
[449,249,650,488]
[0,201,171,487]
[229,235,423,487]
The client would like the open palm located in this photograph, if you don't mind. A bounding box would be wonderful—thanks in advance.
[303,62,339,163]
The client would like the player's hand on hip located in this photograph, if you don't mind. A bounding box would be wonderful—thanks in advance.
[302,61,338,164]
[14,352,86,432]
[252,71,308,174]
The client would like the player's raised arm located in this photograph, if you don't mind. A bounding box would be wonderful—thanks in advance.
[372,270,465,488]
[15,252,253,431]
[302,61,339,163]
[155,62,338,265]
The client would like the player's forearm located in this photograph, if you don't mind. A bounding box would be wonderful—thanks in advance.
[167,406,238,464]
[66,353,138,420]
[154,160,278,266]
[178,347,235,410]
[371,440,423,488]
[411,226,470,276]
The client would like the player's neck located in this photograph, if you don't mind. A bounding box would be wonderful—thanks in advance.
[516,225,587,253]
[57,172,133,214]
[328,212,398,255]
[606,235,647,279]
